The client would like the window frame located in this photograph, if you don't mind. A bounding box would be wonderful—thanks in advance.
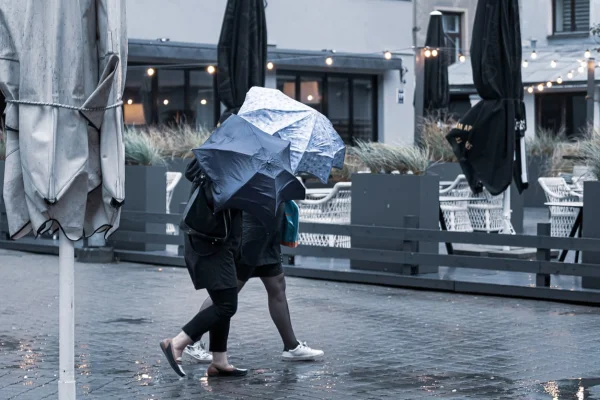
[277,70,379,143]
[440,11,463,64]
[552,0,590,34]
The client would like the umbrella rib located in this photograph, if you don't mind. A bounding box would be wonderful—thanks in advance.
[5,99,123,112]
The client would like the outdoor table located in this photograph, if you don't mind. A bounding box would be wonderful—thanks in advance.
[438,197,485,255]
[545,201,584,262]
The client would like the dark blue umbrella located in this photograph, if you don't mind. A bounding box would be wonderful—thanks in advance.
[192,114,306,228]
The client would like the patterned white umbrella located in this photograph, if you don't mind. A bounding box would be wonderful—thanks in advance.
[238,86,346,184]
[0,1,127,398]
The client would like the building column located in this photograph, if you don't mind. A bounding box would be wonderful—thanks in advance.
[524,92,536,140]
[265,69,277,90]
[380,63,414,145]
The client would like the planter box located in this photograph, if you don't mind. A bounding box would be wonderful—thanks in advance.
[523,155,549,208]
[166,158,193,213]
[582,181,600,288]
[427,162,463,182]
[350,173,439,274]
[115,165,167,252]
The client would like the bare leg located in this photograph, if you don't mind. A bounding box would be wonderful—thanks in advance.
[260,273,298,350]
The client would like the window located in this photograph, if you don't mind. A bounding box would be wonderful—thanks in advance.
[123,65,218,129]
[442,12,462,64]
[536,92,587,139]
[277,71,378,143]
[553,0,590,33]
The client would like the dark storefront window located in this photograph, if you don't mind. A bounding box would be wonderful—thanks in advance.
[123,65,218,129]
[442,12,463,64]
[553,0,590,33]
[536,92,587,138]
[277,71,378,143]
[448,94,472,120]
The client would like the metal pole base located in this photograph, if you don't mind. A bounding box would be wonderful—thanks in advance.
[58,231,76,400]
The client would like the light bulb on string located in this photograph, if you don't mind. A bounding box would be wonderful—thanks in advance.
[557,77,563,84]
[551,60,557,68]
[567,71,574,79]
[384,51,392,60]
[200,99,208,105]
[459,54,466,63]
[127,99,133,105]
[325,57,334,66]
[581,61,587,68]
[207,65,216,74]
[522,60,529,68]
[579,66,585,73]
[163,99,169,105]
[424,48,432,58]
[546,81,553,88]
[531,50,537,60]
[146,68,155,76]
[266,62,274,70]
[432,49,438,57]
[527,86,534,94]
[585,49,591,59]
[537,84,544,92]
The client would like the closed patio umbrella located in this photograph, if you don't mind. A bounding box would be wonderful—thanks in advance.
[217,0,267,116]
[0,1,127,398]
[446,0,527,196]
[423,11,449,114]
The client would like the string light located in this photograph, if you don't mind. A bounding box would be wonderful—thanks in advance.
[546,81,553,88]
[581,61,587,68]
[579,66,585,73]
[585,49,591,58]
[537,84,544,91]
[307,95,314,101]
[266,62,274,70]
[163,99,169,105]
[325,57,334,66]
[384,51,392,60]
[459,54,466,63]
[527,86,534,94]
[567,71,574,79]
[127,99,133,105]
[200,99,207,105]
[551,60,557,68]
[522,60,529,68]
[207,65,216,74]
[424,48,432,58]
[557,77,563,84]
[146,68,155,76]
[431,49,438,57]
[531,50,537,60]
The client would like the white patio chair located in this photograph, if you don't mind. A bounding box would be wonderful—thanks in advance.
[538,177,583,237]
[438,174,474,232]
[166,171,182,235]
[467,188,504,233]
[297,182,351,248]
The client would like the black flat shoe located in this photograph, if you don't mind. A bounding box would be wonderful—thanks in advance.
[160,339,186,377]
[207,364,248,377]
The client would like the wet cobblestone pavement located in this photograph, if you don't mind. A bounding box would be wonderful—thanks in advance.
[2,249,600,399]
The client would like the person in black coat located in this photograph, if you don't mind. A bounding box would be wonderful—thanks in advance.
[159,155,248,378]
[184,206,325,362]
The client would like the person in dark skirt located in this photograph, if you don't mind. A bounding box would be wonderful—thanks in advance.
[159,158,248,378]
[185,205,324,362]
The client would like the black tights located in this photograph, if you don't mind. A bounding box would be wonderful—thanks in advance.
[182,287,238,353]
[197,273,298,351]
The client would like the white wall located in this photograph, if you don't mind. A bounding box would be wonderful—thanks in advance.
[523,93,535,139]
[380,58,415,146]
[126,0,413,53]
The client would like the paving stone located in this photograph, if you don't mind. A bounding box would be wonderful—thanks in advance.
[1,248,600,399]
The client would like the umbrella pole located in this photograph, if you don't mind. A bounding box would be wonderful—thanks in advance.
[58,231,76,400]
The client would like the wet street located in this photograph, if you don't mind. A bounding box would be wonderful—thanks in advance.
[1,249,600,399]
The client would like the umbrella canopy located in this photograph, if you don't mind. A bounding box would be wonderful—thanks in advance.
[217,0,267,116]
[0,0,127,240]
[238,87,346,184]
[423,11,449,113]
[446,0,526,195]
[193,114,306,229]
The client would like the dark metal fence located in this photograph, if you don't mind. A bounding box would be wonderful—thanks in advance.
[2,210,600,304]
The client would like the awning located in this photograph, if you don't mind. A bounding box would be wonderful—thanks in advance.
[128,39,404,72]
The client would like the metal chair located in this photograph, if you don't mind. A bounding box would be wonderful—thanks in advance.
[467,188,504,233]
[166,171,182,235]
[538,177,583,237]
[439,174,474,232]
[297,182,351,248]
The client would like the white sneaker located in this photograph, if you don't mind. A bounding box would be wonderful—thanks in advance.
[183,342,212,363]
[282,341,324,361]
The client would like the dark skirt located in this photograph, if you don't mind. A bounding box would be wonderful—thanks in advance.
[184,211,242,291]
